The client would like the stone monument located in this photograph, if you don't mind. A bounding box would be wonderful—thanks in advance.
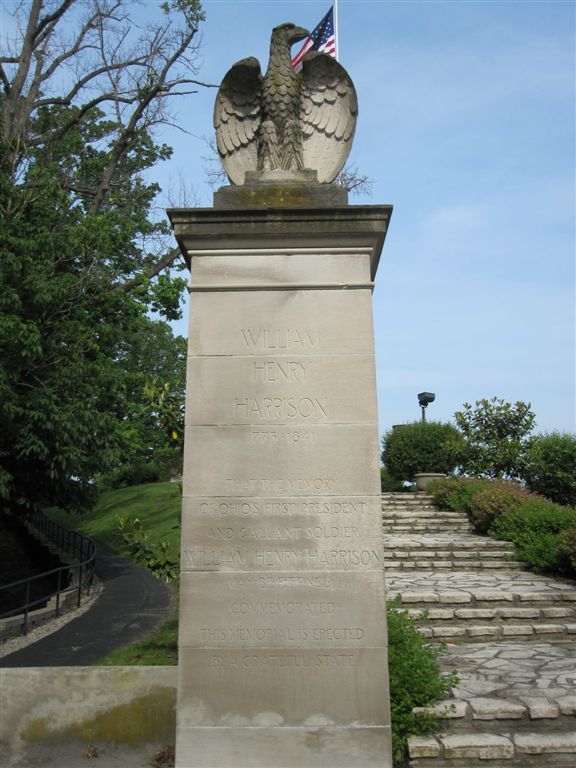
[169,23,393,767]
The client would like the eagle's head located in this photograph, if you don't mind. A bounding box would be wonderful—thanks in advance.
[271,22,310,50]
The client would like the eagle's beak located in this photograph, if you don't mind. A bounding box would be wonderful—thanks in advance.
[289,26,310,45]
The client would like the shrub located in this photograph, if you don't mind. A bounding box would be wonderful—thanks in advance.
[467,481,533,534]
[453,397,535,479]
[382,421,462,483]
[387,599,456,766]
[523,432,576,507]
[430,477,531,533]
[381,467,404,493]
[115,515,179,583]
[430,476,490,515]
[104,461,162,489]
[490,499,576,574]
[557,527,576,571]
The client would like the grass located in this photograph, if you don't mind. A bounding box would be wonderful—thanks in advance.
[48,481,182,555]
[96,616,179,666]
[48,482,182,665]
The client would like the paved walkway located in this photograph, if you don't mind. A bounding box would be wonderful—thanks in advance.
[0,544,172,667]
[382,493,576,767]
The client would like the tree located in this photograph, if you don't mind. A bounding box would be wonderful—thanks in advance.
[381,421,462,483]
[523,432,576,507]
[1,0,210,294]
[101,319,187,488]
[0,1,208,513]
[454,397,536,479]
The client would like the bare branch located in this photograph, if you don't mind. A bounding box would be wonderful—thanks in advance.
[88,22,201,215]
[114,247,182,293]
[33,0,78,43]
[0,64,10,92]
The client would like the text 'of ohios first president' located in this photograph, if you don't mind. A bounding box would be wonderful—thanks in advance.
[214,22,358,184]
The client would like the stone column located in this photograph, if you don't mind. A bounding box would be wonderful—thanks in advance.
[169,183,393,768]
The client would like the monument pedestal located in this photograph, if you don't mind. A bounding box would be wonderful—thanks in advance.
[169,193,393,767]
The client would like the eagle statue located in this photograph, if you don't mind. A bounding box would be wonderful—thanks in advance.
[214,23,358,185]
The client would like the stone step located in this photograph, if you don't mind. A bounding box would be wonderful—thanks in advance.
[384,559,526,570]
[382,523,473,532]
[404,605,576,624]
[388,587,576,610]
[382,493,435,503]
[383,517,469,526]
[412,695,576,734]
[382,506,445,513]
[408,730,576,766]
[418,621,576,642]
[384,547,513,565]
[385,533,510,546]
[386,550,516,559]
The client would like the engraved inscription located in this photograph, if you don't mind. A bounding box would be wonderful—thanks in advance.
[198,499,367,516]
[229,601,336,615]
[248,430,316,444]
[227,575,337,590]
[251,360,312,383]
[233,396,328,419]
[224,477,337,492]
[181,548,384,569]
[199,626,365,642]
[207,525,360,540]
[241,328,320,350]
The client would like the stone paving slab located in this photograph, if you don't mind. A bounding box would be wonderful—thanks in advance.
[443,641,576,703]
[383,493,576,766]
[386,570,576,605]
[408,730,576,766]
[385,534,513,549]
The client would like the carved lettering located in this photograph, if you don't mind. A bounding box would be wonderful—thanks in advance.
[240,328,320,350]
[234,396,328,419]
[256,575,336,590]
[251,360,312,383]
[200,501,261,516]
[224,477,337,492]
[230,601,336,615]
[234,525,359,540]
[181,549,247,567]
[200,627,364,643]
[182,548,383,569]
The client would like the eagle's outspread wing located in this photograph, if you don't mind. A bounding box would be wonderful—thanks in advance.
[214,56,262,185]
[214,27,358,186]
[300,52,358,183]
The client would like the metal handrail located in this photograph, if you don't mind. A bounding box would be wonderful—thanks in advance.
[0,512,97,635]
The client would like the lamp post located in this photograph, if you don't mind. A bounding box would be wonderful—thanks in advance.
[418,392,435,423]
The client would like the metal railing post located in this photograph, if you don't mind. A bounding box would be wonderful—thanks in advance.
[77,564,83,607]
[0,512,97,636]
[23,580,30,635]
[55,569,61,616]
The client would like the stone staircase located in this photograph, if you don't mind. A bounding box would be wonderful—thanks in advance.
[382,493,576,767]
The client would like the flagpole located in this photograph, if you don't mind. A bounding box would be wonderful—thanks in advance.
[334,0,339,61]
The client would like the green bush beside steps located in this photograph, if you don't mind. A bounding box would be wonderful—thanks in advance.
[430,477,576,577]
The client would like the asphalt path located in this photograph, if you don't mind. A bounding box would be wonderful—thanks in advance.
[0,544,172,667]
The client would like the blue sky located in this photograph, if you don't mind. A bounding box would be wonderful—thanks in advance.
[3,0,574,436]
[161,0,574,437]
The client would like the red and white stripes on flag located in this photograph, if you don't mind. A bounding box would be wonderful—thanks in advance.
[291,6,336,73]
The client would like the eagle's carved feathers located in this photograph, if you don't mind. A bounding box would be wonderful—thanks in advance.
[214,23,358,185]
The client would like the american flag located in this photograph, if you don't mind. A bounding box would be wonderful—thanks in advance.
[291,6,336,73]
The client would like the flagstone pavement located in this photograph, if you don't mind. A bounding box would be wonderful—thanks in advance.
[382,492,576,767]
